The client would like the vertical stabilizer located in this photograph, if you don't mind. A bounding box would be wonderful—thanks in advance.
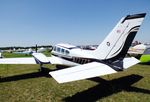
[93,13,146,61]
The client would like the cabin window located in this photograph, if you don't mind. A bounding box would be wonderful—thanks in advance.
[65,50,69,55]
[53,46,70,55]
[61,49,65,54]
[57,47,61,52]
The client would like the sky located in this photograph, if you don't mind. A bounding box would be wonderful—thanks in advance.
[0,0,150,47]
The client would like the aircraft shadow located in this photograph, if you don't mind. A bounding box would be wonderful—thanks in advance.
[0,65,69,83]
[0,67,54,83]
[139,62,150,65]
[63,74,150,102]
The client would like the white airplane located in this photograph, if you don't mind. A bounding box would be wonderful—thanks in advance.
[128,44,147,55]
[13,48,36,55]
[37,47,47,53]
[0,13,146,83]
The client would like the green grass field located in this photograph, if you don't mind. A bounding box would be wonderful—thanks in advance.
[0,53,150,102]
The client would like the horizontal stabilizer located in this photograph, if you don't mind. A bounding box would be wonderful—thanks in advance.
[123,57,140,69]
[49,62,117,83]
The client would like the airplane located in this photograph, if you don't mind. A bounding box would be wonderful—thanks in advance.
[0,13,146,83]
[13,48,35,55]
[37,47,47,53]
[128,44,146,55]
[140,47,150,64]
[12,46,51,55]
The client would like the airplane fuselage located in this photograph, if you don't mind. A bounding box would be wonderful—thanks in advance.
[51,43,100,66]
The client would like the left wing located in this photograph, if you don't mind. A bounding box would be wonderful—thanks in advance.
[0,53,64,65]
[49,62,117,83]
[0,53,50,64]
[0,57,37,64]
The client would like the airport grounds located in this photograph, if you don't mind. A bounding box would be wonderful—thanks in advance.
[0,51,150,102]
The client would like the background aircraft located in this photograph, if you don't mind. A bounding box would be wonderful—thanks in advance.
[140,47,150,64]
[128,44,146,55]
[13,48,35,55]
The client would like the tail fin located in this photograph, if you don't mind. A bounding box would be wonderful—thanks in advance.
[93,13,146,61]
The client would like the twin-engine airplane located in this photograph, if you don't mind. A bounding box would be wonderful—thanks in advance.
[0,13,146,83]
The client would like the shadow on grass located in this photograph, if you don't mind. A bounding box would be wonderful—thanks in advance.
[0,67,54,83]
[63,74,150,102]
[139,62,150,65]
[0,65,69,83]
[0,65,68,83]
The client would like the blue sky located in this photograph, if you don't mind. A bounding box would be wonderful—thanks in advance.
[0,0,150,47]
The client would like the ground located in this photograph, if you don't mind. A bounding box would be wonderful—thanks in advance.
[0,52,150,102]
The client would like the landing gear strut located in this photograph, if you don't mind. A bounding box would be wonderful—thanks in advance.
[39,64,43,72]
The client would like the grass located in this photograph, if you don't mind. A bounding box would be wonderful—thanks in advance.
[2,52,32,58]
[0,53,150,102]
[2,50,51,58]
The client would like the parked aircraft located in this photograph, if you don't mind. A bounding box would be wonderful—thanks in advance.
[13,48,35,55]
[13,47,48,55]
[128,44,146,55]
[37,47,47,53]
[140,47,150,63]
[0,13,146,83]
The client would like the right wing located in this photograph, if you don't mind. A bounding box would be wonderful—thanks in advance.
[50,62,117,83]
[50,57,140,83]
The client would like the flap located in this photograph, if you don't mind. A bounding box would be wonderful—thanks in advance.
[49,62,117,83]
[32,53,50,64]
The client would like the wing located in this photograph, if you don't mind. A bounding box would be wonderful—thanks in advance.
[0,57,37,64]
[0,53,63,65]
[0,53,50,64]
[49,62,117,83]
[47,56,64,65]
[50,57,140,83]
